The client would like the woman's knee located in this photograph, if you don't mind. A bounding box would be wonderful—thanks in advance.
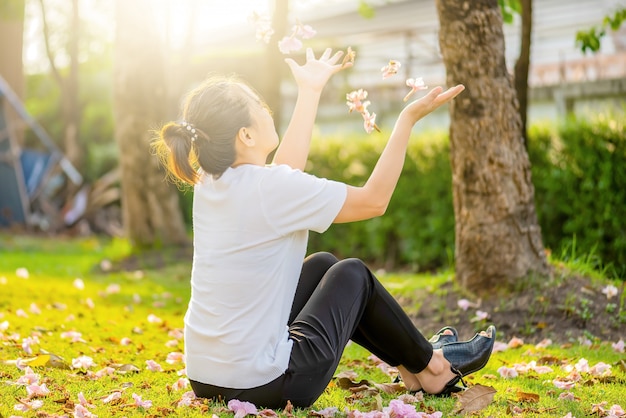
[330,258,373,287]
[305,252,339,270]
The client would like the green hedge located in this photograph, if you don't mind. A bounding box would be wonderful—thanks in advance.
[177,116,625,278]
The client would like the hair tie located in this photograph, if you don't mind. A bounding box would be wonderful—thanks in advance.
[181,120,199,142]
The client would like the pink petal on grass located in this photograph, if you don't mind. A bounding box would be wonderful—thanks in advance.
[612,339,625,353]
[16,309,28,318]
[78,392,95,408]
[102,392,122,404]
[73,278,85,290]
[29,303,41,314]
[166,352,185,364]
[535,338,552,349]
[553,379,576,390]
[74,403,98,418]
[16,267,29,279]
[558,391,578,401]
[589,362,611,376]
[172,377,189,391]
[497,366,518,378]
[608,405,625,416]
[72,355,95,369]
[145,360,163,372]
[507,337,524,348]
[177,391,197,407]
[228,399,258,418]
[17,367,39,385]
[132,393,152,408]
[601,284,618,299]
[14,399,44,412]
[26,383,50,398]
[120,337,132,346]
[147,314,162,324]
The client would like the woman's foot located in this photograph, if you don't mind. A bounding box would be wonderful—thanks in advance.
[417,326,496,396]
[429,326,458,349]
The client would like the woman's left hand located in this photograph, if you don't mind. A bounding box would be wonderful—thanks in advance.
[285,48,352,93]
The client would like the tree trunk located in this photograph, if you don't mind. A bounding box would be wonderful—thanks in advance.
[113,0,188,248]
[514,0,532,146]
[0,0,25,144]
[435,0,549,293]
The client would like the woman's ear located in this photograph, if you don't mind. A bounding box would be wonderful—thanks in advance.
[237,127,255,147]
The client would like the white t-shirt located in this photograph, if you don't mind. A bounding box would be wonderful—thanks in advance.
[184,164,347,389]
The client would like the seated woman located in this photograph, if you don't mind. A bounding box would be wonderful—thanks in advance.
[153,47,495,409]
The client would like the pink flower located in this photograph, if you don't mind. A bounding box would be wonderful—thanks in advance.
[72,355,95,369]
[589,361,611,376]
[535,338,552,349]
[533,365,553,374]
[13,399,44,412]
[492,341,508,352]
[61,330,85,343]
[608,404,625,416]
[574,358,589,373]
[29,303,41,314]
[16,308,28,318]
[248,12,274,44]
[105,283,120,294]
[165,339,179,347]
[0,320,9,331]
[78,392,95,408]
[497,366,518,378]
[346,89,370,113]
[602,284,618,299]
[147,314,162,324]
[294,21,316,39]
[177,390,197,407]
[228,399,258,418]
[166,352,185,364]
[507,337,524,348]
[102,391,122,404]
[17,367,39,385]
[403,77,428,102]
[612,339,625,353]
[384,399,419,418]
[312,407,339,418]
[278,36,303,54]
[558,391,577,401]
[93,367,115,379]
[381,60,402,79]
[168,329,184,339]
[16,267,29,279]
[363,111,379,134]
[553,379,576,390]
[26,383,50,398]
[145,360,163,372]
[22,336,39,355]
[172,377,189,391]
[470,310,489,322]
[456,298,476,311]
[73,278,85,290]
[120,337,132,346]
[85,298,95,309]
[132,393,152,409]
[74,403,98,418]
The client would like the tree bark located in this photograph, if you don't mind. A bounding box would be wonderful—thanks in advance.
[514,0,532,145]
[113,0,188,248]
[435,0,549,293]
[0,0,25,144]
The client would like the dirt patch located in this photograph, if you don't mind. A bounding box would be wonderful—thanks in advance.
[407,269,625,345]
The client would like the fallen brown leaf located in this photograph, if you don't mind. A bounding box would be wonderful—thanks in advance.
[516,391,540,403]
[455,384,497,415]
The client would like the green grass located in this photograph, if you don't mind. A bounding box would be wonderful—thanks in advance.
[0,235,624,417]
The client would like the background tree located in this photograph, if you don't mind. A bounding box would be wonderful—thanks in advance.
[37,0,82,171]
[113,0,188,248]
[576,7,625,53]
[435,0,549,293]
[0,0,25,140]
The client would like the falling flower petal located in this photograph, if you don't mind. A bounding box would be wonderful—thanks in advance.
[294,21,316,39]
[278,36,303,54]
[228,399,258,418]
[381,60,401,79]
[363,111,379,134]
[403,77,428,102]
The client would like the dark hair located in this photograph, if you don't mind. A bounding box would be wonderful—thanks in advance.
[153,75,264,185]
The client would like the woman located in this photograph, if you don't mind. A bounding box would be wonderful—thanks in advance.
[153,48,495,409]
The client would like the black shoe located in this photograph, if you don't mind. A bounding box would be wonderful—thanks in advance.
[429,326,458,349]
[435,325,496,396]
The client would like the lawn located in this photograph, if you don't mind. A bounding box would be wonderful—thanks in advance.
[0,234,624,417]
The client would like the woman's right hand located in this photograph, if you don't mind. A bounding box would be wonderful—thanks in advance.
[400,84,465,125]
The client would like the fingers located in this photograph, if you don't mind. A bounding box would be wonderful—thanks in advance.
[320,47,332,60]
[434,84,465,104]
[305,47,314,61]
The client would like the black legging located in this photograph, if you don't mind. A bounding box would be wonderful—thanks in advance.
[189,252,433,408]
